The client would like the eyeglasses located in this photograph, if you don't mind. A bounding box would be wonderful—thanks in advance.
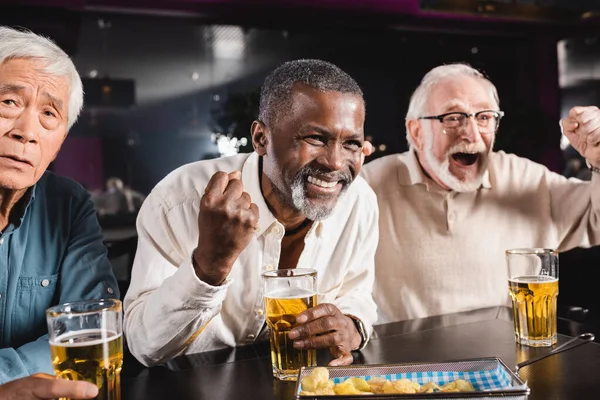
[418,110,504,133]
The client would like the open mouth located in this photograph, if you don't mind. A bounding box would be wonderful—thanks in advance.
[451,152,479,167]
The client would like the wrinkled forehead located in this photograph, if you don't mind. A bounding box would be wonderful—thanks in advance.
[428,76,496,113]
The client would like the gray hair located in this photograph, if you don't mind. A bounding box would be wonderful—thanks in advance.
[258,59,364,127]
[405,63,499,148]
[0,26,83,129]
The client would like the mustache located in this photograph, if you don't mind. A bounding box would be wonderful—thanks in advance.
[295,165,354,186]
[446,141,487,155]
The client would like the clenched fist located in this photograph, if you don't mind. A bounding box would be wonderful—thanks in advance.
[561,106,600,168]
[193,171,259,286]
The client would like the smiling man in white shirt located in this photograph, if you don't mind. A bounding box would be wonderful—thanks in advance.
[124,59,378,367]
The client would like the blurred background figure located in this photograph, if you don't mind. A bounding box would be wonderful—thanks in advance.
[95,177,146,217]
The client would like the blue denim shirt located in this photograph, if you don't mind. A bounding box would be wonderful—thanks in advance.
[0,171,119,383]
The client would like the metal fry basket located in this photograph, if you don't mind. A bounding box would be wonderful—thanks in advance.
[294,357,530,399]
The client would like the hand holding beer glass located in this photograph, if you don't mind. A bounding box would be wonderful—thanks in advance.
[506,248,559,347]
[263,268,317,381]
[46,299,123,400]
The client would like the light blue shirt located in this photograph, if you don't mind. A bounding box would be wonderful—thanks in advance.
[0,171,119,383]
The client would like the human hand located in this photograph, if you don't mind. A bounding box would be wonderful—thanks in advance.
[193,170,259,285]
[0,373,98,400]
[288,303,362,366]
[561,106,600,168]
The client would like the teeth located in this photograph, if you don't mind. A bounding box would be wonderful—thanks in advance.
[308,176,337,188]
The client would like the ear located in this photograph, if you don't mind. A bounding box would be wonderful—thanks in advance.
[251,120,268,156]
[407,119,425,151]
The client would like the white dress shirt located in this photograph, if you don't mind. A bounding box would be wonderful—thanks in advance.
[361,150,600,324]
[124,152,379,366]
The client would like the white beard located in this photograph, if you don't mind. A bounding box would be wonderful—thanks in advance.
[421,125,493,193]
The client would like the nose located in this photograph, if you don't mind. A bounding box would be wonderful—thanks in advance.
[458,115,481,143]
[318,142,345,171]
[9,109,39,144]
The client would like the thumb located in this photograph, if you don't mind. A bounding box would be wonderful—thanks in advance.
[328,345,353,366]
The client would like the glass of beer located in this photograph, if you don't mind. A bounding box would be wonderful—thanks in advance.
[506,248,559,347]
[262,268,317,381]
[46,299,123,400]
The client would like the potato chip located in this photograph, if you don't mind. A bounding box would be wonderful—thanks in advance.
[367,377,387,394]
[301,367,332,393]
[419,381,441,393]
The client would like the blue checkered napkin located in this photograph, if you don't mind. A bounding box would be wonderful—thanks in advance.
[331,364,513,391]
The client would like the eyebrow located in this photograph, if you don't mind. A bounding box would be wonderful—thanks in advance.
[302,125,363,140]
[42,91,64,113]
[440,99,493,112]
[0,83,27,96]
[0,83,64,114]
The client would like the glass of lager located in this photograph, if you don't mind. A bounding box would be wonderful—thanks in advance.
[46,299,123,400]
[506,248,559,347]
[262,268,317,381]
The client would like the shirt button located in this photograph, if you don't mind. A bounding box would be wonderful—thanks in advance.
[41,279,50,287]
[264,264,274,271]
[256,309,264,316]
[271,226,282,235]
[107,287,114,295]
[247,334,256,339]
[448,212,456,222]
[0,238,4,245]
[0,293,2,299]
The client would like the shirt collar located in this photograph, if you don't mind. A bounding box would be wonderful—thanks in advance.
[403,149,492,190]
[2,184,37,235]
[241,152,323,238]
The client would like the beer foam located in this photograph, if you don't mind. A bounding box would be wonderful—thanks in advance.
[51,329,121,347]
[265,287,316,299]
[510,275,558,283]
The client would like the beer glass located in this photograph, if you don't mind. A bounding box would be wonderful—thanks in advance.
[506,248,559,347]
[263,268,317,381]
[46,299,123,400]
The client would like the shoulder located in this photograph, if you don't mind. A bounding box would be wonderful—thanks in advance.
[360,152,410,189]
[339,175,378,220]
[37,171,90,204]
[490,151,550,178]
[143,153,251,212]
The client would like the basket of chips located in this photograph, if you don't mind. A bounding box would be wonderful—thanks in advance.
[294,357,529,399]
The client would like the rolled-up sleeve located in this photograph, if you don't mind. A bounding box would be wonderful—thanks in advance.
[123,189,231,366]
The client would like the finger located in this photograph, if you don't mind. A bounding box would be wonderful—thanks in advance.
[328,346,354,366]
[560,118,579,135]
[223,177,244,198]
[29,373,56,380]
[249,203,260,232]
[362,141,373,157]
[228,170,242,181]
[295,303,337,325]
[238,191,252,209]
[31,378,99,399]
[585,124,600,144]
[293,329,342,350]
[203,171,230,196]
[577,108,600,126]
[569,106,590,119]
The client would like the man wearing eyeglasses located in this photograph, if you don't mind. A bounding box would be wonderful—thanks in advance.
[361,63,600,324]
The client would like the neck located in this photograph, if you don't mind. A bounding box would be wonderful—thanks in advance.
[0,188,28,231]
[260,172,308,232]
